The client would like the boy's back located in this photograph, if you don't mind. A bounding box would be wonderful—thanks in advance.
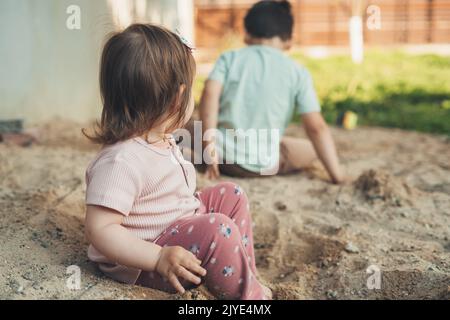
[198,0,345,183]
[210,45,320,131]
[208,45,321,172]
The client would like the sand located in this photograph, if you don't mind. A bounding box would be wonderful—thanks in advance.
[0,120,449,300]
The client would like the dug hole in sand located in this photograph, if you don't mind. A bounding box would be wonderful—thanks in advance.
[0,120,449,300]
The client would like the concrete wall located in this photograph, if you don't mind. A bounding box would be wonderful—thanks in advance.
[0,0,194,124]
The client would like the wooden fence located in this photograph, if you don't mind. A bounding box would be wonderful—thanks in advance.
[194,0,450,47]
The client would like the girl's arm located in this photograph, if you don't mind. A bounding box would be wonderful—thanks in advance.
[85,205,161,271]
[199,79,223,179]
[302,112,346,184]
[85,205,207,293]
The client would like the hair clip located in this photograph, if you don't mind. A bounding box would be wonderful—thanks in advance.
[175,29,196,52]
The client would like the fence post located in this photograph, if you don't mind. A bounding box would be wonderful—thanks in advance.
[427,0,434,43]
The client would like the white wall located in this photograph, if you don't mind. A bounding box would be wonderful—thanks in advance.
[0,0,194,124]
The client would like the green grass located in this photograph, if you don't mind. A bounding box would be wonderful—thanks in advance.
[194,51,450,135]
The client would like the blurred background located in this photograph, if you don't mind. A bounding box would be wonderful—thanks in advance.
[1,0,449,135]
[1,1,449,301]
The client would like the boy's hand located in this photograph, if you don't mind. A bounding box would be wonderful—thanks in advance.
[332,171,353,185]
[155,246,207,294]
[333,176,348,185]
[205,163,220,180]
[302,113,345,186]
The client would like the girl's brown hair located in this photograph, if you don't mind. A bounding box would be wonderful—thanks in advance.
[84,24,196,145]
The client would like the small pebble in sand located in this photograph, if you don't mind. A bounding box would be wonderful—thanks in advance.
[400,212,408,218]
[427,264,439,272]
[275,201,287,211]
[320,259,330,268]
[345,242,360,254]
[255,243,269,249]
[326,290,338,299]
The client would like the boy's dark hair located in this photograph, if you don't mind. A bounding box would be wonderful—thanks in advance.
[85,24,196,145]
[244,0,294,41]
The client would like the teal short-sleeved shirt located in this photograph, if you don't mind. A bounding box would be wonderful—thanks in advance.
[208,45,321,174]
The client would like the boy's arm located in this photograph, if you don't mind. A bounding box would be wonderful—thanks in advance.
[199,79,223,179]
[301,112,346,184]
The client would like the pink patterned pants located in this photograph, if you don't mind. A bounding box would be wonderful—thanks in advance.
[136,182,267,300]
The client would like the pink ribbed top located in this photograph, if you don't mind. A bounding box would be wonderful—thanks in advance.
[86,136,201,283]
[86,136,200,241]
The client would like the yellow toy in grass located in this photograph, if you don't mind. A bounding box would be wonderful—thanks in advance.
[341,111,358,130]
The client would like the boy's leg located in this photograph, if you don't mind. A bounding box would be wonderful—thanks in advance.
[136,214,267,300]
[214,137,318,177]
[279,136,318,175]
[196,182,257,274]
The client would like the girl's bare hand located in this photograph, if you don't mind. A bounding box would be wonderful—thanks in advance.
[155,246,207,294]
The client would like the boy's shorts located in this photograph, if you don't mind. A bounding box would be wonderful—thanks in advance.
[219,140,297,177]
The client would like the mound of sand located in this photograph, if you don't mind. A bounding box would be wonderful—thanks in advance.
[354,169,415,206]
[0,120,449,300]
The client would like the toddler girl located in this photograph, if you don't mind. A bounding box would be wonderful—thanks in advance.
[84,24,270,300]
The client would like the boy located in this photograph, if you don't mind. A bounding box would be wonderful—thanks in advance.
[199,0,346,183]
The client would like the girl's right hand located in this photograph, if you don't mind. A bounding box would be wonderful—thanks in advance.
[155,246,207,294]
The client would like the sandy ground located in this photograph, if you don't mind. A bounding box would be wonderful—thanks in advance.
[0,120,449,300]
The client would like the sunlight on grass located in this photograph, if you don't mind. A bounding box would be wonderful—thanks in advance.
[194,51,450,135]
